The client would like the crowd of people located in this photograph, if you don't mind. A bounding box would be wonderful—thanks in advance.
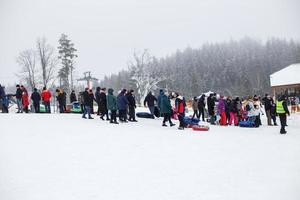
[0,83,297,134]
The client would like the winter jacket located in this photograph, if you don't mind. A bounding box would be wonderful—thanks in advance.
[41,90,52,102]
[95,90,101,104]
[0,85,5,99]
[16,88,23,99]
[117,91,129,110]
[218,98,225,113]
[207,95,215,115]
[247,101,260,117]
[70,92,77,103]
[157,90,164,110]
[192,99,198,111]
[22,92,29,107]
[126,93,136,108]
[99,90,108,111]
[197,95,205,109]
[276,96,290,115]
[31,91,41,104]
[159,94,172,114]
[175,97,185,114]
[107,88,117,111]
[264,97,272,111]
[82,91,93,106]
[144,92,157,107]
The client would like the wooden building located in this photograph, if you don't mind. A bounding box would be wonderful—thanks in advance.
[270,63,300,98]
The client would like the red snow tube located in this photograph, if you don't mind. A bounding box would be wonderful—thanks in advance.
[192,125,209,131]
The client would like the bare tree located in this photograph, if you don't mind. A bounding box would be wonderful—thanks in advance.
[16,50,38,90]
[36,37,57,88]
[129,50,165,105]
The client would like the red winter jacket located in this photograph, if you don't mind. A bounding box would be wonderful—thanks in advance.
[41,90,52,102]
[22,92,29,107]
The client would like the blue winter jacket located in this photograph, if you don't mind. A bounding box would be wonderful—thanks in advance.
[117,91,129,110]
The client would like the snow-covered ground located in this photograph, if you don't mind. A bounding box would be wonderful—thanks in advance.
[0,110,300,200]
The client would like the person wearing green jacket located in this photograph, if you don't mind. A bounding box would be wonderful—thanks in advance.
[159,90,175,127]
[106,88,118,124]
[276,95,290,134]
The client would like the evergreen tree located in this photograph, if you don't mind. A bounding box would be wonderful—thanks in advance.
[57,34,77,93]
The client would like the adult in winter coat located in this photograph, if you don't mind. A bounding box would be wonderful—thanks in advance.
[228,97,238,126]
[41,87,52,113]
[31,88,41,113]
[82,88,94,119]
[0,84,9,113]
[225,97,231,125]
[157,89,164,111]
[56,89,66,113]
[192,97,198,119]
[15,84,23,113]
[207,93,215,124]
[263,94,273,125]
[246,98,260,127]
[21,86,29,113]
[276,95,290,134]
[117,89,129,122]
[175,95,186,130]
[197,94,206,121]
[159,90,175,127]
[95,87,101,115]
[144,91,157,117]
[99,88,110,120]
[126,89,137,122]
[70,90,77,103]
[89,89,95,114]
[217,95,227,126]
[106,88,118,124]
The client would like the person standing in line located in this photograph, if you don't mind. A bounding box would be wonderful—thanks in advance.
[276,95,290,134]
[0,84,9,113]
[117,89,129,122]
[191,96,198,119]
[126,89,138,122]
[106,88,118,124]
[82,88,94,119]
[95,87,101,116]
[197,94,206,121]
[144,91,157,118]
[31,88,41,113]
[21,86,29,113]
[15,84,23,113]
[218,95,227,126]
[159,90,175,127]
[99,88,110,120]
[41,87,52,113]
[70,90,77,103]
[207,93,216,125]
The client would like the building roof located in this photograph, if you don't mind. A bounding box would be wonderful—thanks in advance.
[270,63,300,87]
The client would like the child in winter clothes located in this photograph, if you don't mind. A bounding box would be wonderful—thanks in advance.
[21,86,29,113]
[175,95,186,130]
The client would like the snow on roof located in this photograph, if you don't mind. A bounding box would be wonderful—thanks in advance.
[270,63,300,87]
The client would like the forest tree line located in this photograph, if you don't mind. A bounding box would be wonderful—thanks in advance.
[100,37,300,103]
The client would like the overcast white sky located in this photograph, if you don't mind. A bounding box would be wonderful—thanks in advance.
[0,0,299,85]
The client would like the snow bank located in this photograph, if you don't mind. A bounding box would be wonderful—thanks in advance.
[0,112,300,200]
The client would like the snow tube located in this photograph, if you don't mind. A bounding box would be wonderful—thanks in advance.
[192,125,209,131]
[183,117,200,125]
[71,102,82,113]
[154,106,160,117]
[239,120,255,128]
[136,112,154,119]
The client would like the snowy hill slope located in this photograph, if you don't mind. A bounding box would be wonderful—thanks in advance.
[0,112,300,200]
